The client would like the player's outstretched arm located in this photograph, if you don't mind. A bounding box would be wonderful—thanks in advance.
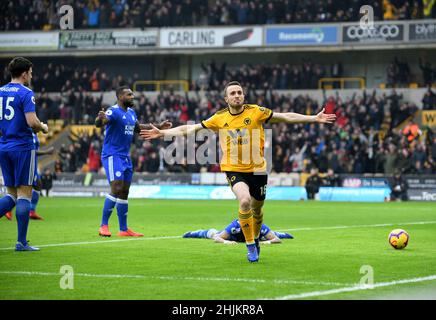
[269,108,336,124]
[140,123,203,140]
[213,231,237,245]
[260,231,282,245]
[135,120,173,133]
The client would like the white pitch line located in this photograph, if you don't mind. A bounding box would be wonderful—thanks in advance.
[1,220,435,251]
[0,235,181,251]
[277,220,436,232]
[0,271,352,287]
[267,275,436,300]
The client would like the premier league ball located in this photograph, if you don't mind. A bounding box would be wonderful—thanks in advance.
[388,229,409,250]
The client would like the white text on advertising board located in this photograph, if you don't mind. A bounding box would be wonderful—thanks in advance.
[346,24,400,39]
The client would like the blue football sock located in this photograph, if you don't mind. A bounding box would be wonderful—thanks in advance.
[0,194,16,218]
[116,199,128,231]
[30,190,40,212]
[16,198,31,245]
[101,194,117,226]
[186,230,207,238]
[191,230,208,238]
[275,231,294,239]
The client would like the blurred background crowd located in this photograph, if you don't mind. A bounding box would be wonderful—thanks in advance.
[47,88,435,176]
[2,0,435,31]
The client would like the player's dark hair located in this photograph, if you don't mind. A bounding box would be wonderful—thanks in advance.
[223,81,243,97]
[116,85,130,99]
[8,57,33,79]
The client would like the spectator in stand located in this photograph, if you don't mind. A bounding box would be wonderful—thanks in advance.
[419,58,434,87]
[87,141,101,173]
[54,159,63,174]
[422,88,436,110]
[386,62,398,88]
[423,0,436,18]
[402,120,422,143]
[384,143,399,174]
[84,3,101,28]
[383,0,399,20]
[394,57,410,87]
[289,144,308,173]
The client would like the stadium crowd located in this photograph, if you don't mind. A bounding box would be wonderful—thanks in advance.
[194,60,344,91]
[1,0,435,31]
[197,59,436,91]
[2,58,435,94]
[1,58,434,175]
[49,88,435,175]
[0,62,134,93]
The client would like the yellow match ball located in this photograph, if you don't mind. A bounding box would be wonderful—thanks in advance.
[388,229,409,250]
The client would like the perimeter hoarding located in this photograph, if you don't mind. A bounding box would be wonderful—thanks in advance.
[59,29,158,50]
[160,27,263,48]
[0,32,59,51]
[265,25,338,46]
[342,22,404,44]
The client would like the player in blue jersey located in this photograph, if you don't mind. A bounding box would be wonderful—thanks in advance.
[95,86,171,237]
[0,57,49,251]
[183,219,293,244]
[2,132,54,221]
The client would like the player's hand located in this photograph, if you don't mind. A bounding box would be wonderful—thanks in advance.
[140,123,163,140]
[158,120,173,130]
[315,108,336,124]
[41,122,49,134]
[97,108,107,120]
[223,240,237,245]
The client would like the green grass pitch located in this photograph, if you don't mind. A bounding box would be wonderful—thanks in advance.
[0,198,435,300]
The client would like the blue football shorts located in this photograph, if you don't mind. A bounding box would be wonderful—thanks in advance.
[0,149,37,187]
[101,154,133,184]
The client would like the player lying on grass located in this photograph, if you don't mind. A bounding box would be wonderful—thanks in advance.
[183,219,293,244]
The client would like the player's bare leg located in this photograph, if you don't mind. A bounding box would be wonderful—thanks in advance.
[6,187,17,199]
[232,182,258,262]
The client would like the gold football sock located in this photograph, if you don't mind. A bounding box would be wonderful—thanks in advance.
[239,209,254,244]
[253,210,264,240]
